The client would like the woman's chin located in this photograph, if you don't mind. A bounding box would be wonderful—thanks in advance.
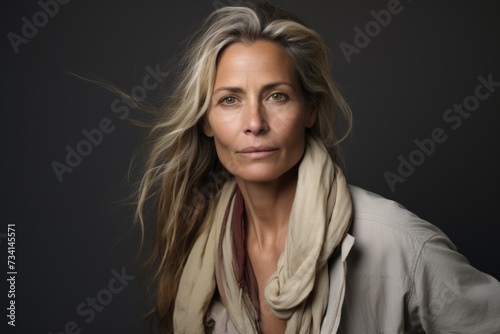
[232,164,298,185]
[234,169,284,184]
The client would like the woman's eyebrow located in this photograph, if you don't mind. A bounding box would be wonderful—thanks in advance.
[213,81,295,95]
[261,81,295,91]
[212,87,244,95]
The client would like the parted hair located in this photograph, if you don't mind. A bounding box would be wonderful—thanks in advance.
[135,1,353,332]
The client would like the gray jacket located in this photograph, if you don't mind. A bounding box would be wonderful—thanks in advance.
[322,185,500,333]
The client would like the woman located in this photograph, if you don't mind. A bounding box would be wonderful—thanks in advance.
[135,1,500,333]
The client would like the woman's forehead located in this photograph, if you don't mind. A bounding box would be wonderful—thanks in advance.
[214,40,297,88]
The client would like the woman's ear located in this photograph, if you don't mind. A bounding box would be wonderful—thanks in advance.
[202,115,214,137]
[305,105,318,128]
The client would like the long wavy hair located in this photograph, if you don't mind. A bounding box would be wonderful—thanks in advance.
[135,1,353,332]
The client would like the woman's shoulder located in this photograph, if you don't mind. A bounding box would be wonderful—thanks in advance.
[347,184,451,249]
[343,184,460,280]
[333,185,500,333]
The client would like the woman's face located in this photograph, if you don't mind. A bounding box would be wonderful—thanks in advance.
[204,40,316,183]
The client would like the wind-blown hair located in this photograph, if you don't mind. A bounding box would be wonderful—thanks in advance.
[135,1,353,332]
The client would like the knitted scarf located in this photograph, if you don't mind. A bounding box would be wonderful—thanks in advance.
[174,137,353,333]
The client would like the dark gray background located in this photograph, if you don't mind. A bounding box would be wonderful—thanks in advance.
[3,0,499,333]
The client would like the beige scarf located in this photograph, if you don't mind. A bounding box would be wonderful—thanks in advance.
[174,137,353,333]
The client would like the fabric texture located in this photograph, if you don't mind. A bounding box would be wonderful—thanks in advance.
[322,185,500,333]
[230,188,261,319]
[174,136,353,333]
[205,185,500,333]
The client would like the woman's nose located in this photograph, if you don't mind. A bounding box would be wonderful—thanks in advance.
[243,101,269,136]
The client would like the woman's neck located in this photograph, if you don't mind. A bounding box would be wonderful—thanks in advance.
[236,165,298,250]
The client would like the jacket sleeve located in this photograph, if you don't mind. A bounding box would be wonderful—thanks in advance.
[408,232,500,333]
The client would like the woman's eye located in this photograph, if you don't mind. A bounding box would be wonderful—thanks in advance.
[220,96,237,105]
[270,92,287,101]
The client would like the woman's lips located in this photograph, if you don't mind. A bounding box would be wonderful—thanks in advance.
[237,146,278,157]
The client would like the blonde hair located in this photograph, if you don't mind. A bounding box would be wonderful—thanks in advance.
[135,1,353,332]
